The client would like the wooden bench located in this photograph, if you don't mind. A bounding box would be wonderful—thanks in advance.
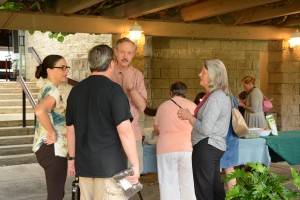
[0,60,12,81]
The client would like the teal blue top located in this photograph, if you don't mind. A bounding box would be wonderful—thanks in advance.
[32,80,68,157]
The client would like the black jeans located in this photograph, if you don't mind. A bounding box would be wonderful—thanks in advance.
[192,138,225,200]
[35,144,67,200]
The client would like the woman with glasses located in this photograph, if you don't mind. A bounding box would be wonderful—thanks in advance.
[33,55,70,200]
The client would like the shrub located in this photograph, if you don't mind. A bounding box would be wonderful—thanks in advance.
[224,162,300,200]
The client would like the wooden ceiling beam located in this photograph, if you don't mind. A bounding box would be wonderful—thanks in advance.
[0,10,295,40]
[180,0,281,22]
[103,0,194,18]
[57,0,105,14]
[234,1,300,24]
[280,17,300,27]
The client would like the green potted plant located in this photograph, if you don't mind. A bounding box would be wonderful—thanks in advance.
[224,162,300,200]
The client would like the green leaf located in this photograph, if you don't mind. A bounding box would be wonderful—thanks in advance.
[225,185,242,199]
[28,30,35,35]
[0,2,23,11]
[225,162,300,199]
[291,168,300,190]
[60,32,68,36]
[224,168,244,182]
[48,33,53,38]
[52,33,58,38]
[57,36,64,43]
[246,162,268,174]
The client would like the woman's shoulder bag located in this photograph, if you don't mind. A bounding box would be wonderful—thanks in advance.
[231,96,249,137]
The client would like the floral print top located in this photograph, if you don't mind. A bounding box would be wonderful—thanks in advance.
[32,80,68,157]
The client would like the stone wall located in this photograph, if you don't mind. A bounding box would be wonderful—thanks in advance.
[25,31,112,101]
[24,32,299,130]
[268,40,300,130]
[150,37,268,108]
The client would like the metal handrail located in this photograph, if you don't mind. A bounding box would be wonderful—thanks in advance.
[17,75,36,108]
[17,75,36,127]
[28,47,42,64]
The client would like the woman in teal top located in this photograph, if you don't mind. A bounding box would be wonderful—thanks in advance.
[33,55,70,200]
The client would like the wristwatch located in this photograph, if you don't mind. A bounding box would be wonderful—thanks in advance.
[68,157,75,160]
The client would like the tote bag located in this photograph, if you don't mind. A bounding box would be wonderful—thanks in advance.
[263,96,273,112]
[231,97,249,137]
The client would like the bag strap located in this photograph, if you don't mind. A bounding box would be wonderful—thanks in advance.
[231,95,237,109]
[263,94,273,101]
[170,99,182,108]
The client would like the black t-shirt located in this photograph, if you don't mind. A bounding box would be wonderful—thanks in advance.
[66,75,133,178]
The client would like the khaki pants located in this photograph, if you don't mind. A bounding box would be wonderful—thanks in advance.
[79,177,126,200]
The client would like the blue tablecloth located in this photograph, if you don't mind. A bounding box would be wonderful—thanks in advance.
[143,144,157,174]
[142,138,271,174]
[238,138,271,167]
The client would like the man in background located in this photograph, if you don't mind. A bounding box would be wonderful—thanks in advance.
[112,37,147,173]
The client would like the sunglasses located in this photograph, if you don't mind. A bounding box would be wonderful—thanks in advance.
[51,66,70,71]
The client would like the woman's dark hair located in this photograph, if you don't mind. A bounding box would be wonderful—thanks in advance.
[194,92,206,105]
[35,55,64,79]
[170,81,187,98]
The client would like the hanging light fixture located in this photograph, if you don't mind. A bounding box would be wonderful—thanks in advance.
[129,22,143,42]
[289,29,300,49]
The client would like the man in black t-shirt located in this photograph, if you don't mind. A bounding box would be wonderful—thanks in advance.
[66,45,140,199]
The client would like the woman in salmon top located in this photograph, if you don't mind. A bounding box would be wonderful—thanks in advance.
[154,81,197,200]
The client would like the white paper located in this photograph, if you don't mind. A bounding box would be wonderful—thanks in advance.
[119,178,132,191]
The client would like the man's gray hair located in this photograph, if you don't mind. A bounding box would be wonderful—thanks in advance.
[204,59,230,95]
[115,37,137,53]
[88,45,113,72]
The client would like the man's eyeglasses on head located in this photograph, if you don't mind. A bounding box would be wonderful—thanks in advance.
[51,66,70,71]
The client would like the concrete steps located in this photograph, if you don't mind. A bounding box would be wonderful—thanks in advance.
[0,144,33,156]
[0,81,38,166]
[0,127,36,166]
[0,88,39,93]
[0,93,38,100]
[0,106,34,114]
[0,99,32,106]
[0,81,37,88]
[0,153,37,166]
[0,113,35,127]
[0,135,34,145]
[0,126,35,136]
